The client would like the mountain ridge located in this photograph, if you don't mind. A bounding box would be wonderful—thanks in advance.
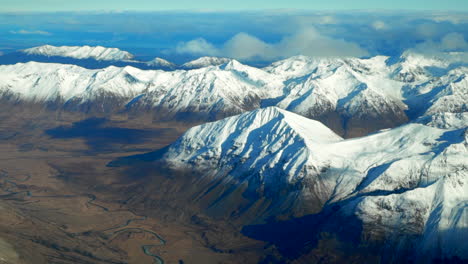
[22,45,135,61]
[136,106,468,262]
[0,51,466,137]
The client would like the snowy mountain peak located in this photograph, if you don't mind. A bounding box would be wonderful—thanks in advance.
[22,45,135,61]
[163,107,342,183]
[268,107,344,144]
[220,59,243,69]
[157,106,467,259]
[1,52,466,138]
[391,51,452,82]
[181,56,232,69]
[416,112,468,129]
[266,55,391,77]
[264,55,342,78]
[145,57,176,69]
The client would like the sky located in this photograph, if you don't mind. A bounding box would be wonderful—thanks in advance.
[0,9,468,64]
[1,0,468,12]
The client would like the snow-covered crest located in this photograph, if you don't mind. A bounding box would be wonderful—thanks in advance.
[0,51,466,134]
[22,45,135,61]
[164,107,342,181]
[181,56,232,69]
[0,61,283,115]
[145,57,177,69]
[160,107,468,259]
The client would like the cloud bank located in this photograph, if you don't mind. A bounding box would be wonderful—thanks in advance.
[175,27,369,61]
[10,29,51,35]
[176,38,218,56]
[412,32,468,53]
[1,11,468,63]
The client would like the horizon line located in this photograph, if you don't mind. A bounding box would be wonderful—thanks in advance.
[1,8,468,14]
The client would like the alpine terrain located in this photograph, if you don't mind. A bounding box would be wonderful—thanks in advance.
[0,43,466,264]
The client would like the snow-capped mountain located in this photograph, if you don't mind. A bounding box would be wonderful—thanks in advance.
[1,45,180,70]
[0,52,466,136]
[153,106,467,261]
[391,51,468,83]
[109,106,344,218]
[181,56,233,69]
[0,61,283,118]
[390,51,450,82]
[264,52,467,136]
[416,112,468,129]
[404,67,468,118]
[0,62,144,102]
[145,57,177,69]
[160,107,343,217]
[265,55,408,136]
[4,44,466,262]
[22,45,135,61]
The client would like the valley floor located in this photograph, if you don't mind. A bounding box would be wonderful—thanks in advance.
[0,108,264,264]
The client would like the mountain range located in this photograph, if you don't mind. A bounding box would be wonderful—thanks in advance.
[0,44,466,262]
[0,45,232,70]
[0,46,466,137]
[110,105,467,263]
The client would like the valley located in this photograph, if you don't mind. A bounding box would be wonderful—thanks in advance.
[0,108,265,264]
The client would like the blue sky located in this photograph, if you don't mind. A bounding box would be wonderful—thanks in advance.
[1,10,468,64]
[1,0,468,11]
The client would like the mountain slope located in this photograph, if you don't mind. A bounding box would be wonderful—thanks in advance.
[0,61,283,118]
[145,57,177,69]
[266,56,408,136]
[145,107,467,262]
[112,107,343,220]
[404,67,468,118]
[2,45,181,70]
[0,52,466,136]
[181,57,233,69]
[164,106,341,185]
[22,45,135,61]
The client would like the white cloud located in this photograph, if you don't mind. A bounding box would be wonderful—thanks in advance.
[223,33,274,60]
[440,33,468,50]
[319,16,337,25]
[409,32,468,63]
[414,32,468,52]
[175,27,368,61]
[430,14,468,24]
[10,29,52,35]
[275,27,368,58]
[372,20,387,30]
[416,23,439,38]
[175,38,219,56]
